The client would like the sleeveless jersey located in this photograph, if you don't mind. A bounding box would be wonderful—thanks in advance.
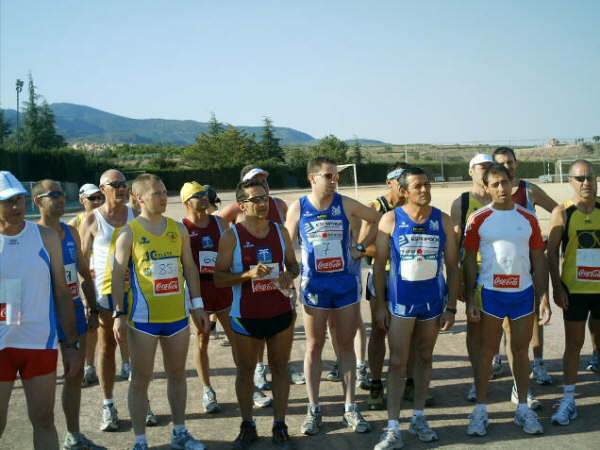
[512,180,535,212]
[560,201,600,293]
[230,222,291,319]
[388,207,447,305]
[267,196,285,224]
[368,196,395,268]
[299,194,358,285]
[75,211,86,230]
[61,223,83,304]
[183,216,233,311]
[459,192,486,270]
[0,221,57,350]
[92,206,134,296]
[129,218,186,323]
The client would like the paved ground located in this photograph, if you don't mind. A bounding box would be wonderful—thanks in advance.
[2,182,599,449]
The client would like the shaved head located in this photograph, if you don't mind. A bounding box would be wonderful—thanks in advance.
[31,179,61,198]
[569,159,595,176]
[99,169,125,186]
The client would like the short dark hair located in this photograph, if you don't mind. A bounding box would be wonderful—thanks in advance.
[398,166,427,190]
[482,163,513,186]
[388,161,409,172]
[32,179,58,198]
[235,179,266,202]
[493,147,517,161]
[307,156,337,175]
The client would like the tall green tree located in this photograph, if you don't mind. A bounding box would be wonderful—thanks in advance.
[260,116,284,161]
[349,138,363,164]
[207,112,224,136]
[22,74,66,149]
[0,110,11,144]
[310,134,349,162]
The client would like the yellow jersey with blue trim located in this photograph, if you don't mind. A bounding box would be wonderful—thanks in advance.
[128,217,187,323]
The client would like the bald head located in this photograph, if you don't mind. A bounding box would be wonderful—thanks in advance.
[569,159,595,177]
[32,179,61,198]
[99,169,125,186]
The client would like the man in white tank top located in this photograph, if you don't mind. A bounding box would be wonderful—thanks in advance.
[0,171,81,449]
[80,169,138,431]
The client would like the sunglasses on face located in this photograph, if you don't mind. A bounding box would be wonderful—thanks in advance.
[315,172,340,182]
[570,175,595,183]
[86,195,104,202]
[37,191,65,199]
[242,195,269,204]
[105,181,128,189]
[191,191,209,199]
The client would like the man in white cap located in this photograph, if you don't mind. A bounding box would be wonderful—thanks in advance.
[0,171,81,449]
[450,153,493,402]
[69,184,104,230]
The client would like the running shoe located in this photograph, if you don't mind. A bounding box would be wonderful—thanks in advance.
[532,360,553,385]
[466,383,477,402]
[491,354,503,378]
[254,364,271,390]
[467,406,489,436]
[586,351,599,372]
[300,406,322,435]
[145,401,158,427]
[63,433,105,449]
[232,420,258,450]
[551,397,578,426]
[367,380,385,410]
[326,360,340,381]
[514,407,544,434]
[342,405,371,433]
[357,362,370,390]
[272,422,293,449]
[253,388,272,408]
[511,385,541,410]
[374,428,403,449]
[408,415,438,442]
[120,362,131,380]
[219,337,231,347]
[171,428,207,449]
[82,365,98,387]
[203,387,220,413]
[289,369,306,385]
[100,403,119,431]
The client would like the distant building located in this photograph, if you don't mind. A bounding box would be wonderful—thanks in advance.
[548,138,560,147]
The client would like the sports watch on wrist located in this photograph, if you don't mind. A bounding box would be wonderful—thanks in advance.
[112,310,127,319]
[355,244,366,253]
[65,340,81,350]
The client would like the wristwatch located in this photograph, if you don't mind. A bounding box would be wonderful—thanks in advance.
[65,340,81,350]
[355,244,366,253]
[112,310,127,319]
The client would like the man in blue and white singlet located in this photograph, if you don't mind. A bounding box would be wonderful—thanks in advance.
[286,156,380,436]
[373,166,458,449]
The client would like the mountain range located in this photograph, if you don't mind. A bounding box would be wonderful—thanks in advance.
[1,103,386,147]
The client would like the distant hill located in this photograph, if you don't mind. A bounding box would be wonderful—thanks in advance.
[1,103,317,146]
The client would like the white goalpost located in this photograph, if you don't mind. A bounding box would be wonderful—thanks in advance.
[337,163,359,199]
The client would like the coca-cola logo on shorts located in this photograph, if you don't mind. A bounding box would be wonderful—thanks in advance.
[0,304,6,321]
[577,266,600,281]
[154,277,180,294]
[493,274,520,289]
[317,257,343,272]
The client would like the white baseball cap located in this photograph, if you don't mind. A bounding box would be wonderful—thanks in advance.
[0,171,28,201]
[469,153,494,169]
[79,183,101,198]
[242,168,269,181]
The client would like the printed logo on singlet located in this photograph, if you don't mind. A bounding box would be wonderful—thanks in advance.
[304,219,345,273]
[493,274,520,289]
[201,236,214,249]
[64,263,79,299]
[140,236,150,244]
[576,230,600,281]
[252,247,279,292]
[398,234,440,281]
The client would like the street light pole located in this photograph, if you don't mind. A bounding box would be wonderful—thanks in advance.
[15,79,24,177]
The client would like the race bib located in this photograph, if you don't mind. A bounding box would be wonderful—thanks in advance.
[493,274,520,289]
[0,279,22,323]
[152,257,181,296]
[251,263,280,293]
[314,240,344,273]
[198,251,217,274]
[576,249,600,281]
[399,234,439,281]
[64,263,80,299]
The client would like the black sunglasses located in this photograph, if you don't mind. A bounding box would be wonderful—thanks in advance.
[242,195,269,204]
[86,195,104,201]
[37,190,65,199]
[191,191,209,199]
[570,175,595,183]
[105,181,128,189]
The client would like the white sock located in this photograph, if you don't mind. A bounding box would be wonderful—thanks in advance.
[517,402,528,413]
[173,424,186,434]
[387,419,400,430]
[135,434,147,445]
[344,403,356,413]
[103,398,114,406]
[256,363,264,371]
[203,385,213,394]
[413,409,424,417]
[564,384,575,402]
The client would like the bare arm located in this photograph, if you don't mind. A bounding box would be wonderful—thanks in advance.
[546,205,568,309]
[112,226,133,314]
[218,202,243,225]
[531,183,558,213]
[449,197,462,245]
[276,197,288,220]
[373,211,394,330]
[531,247,552,324]
[70,225,98,311]
[79,212,97,263]
[358,200,382,257]
[442,213,459,310]
[278,226,300,288]
[284,199,301,248]
[343,196,380,247]
[178,222,202,299]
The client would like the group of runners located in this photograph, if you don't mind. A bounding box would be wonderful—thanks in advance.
[0,148,598,450]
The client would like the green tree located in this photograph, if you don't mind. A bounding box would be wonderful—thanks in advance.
[260,116,284,161]
[310,134,349,162]
[285,146,310,168]
[0,110,11,144]
[593,136,600,143]
[207,112,224,136]
[349,138,363,164]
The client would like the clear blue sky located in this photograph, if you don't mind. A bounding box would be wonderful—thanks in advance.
[1,0,598,144]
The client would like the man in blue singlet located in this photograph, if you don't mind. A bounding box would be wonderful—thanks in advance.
[373,166,458,449]
[286,156,380,435]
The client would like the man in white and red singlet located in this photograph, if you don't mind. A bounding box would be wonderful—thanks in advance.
[464,163,551,437]
[0,171,81,449]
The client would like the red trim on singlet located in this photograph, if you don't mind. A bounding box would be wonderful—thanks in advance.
[512,180,528,208]
[267,196,285,224]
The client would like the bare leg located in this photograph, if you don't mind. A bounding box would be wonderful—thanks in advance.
[508,313,534,404]
[330,303,361,405]
[194,309,233,387]
[61,334,87,433]
[476,313,504,404]
[0,381,14,437]
[355,311,367,363]
[231,332,261,420]
[386,316,415,420]
[24,371,59,450]
[412,318,440,410]
[266,322,294,420]
[303,305,330,405]
[85,328,97,368]
[160,327,191,426]
[368,299,386,381]
[563,320,586,385]
[466,320,482,389]
[98,310,117,401]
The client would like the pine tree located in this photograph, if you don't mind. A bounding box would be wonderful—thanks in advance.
[22,74,66,149]
[0,110,11,144]
[260,116,284,161]
[207,112,224,136]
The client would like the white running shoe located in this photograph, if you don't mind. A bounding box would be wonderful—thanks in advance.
[254,364,271,390]
[100,403,119,431]
[171,428,207,450]
[408,415,438,442]
[252,388,272,408]
[374,428,403,449]
[120,362,131,380]
[551,397,578,426]
[467,383,477,402]
[467,406,489,436]
[514,407,544,434]
[532,360,553,385]
[511,384,541,410]
[357,362,370,390]
[202,387,220,413]
[491,354,503,378]
[586,351,599,372]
